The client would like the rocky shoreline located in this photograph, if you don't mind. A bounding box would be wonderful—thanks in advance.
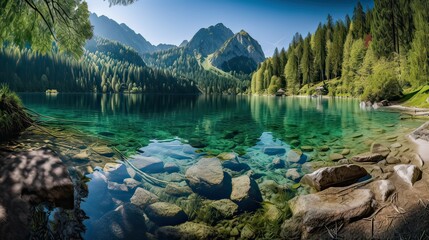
[1,117,429,239]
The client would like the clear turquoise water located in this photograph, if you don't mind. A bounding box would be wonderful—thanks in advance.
[19,93,425,238]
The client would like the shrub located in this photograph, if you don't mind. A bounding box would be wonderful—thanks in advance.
[0,85,32,139]
[361,59,402,102]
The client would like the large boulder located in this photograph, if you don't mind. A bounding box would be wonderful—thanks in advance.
[300,164,368,191]
[130,187,158,208]
[287,150,303,163]
[89,203,147,240]
[283,188,374,234]
[129,155,164,173]
[156,222,215,240]
[394,164,422,186]
[92,146,115,157]
[185,157,230,199]
[230,175,263,211]
[371,143,390,157]
[145,202,188,226]
[351,152,384,162]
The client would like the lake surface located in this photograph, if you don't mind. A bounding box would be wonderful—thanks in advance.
[20,93,425,238]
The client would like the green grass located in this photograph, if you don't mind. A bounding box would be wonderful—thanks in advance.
[0,84,32,139]
[401,85,429,108]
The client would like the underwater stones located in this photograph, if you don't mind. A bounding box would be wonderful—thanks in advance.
[145,202,188,226]
[351,133,363,138]
[318,145,330,152]
[264,202,282,222]
[329,153,344,162]
[290,140,300,147]
[209,199,239,218]
[240,224,256,239]
[164,162,180,173]
[92,146,115,157]
[130,187,159,208]
[301,146,314,152]
[103,162,122,172]
[72,150,90,162]
[129,155,164,173]
[222,158,251,172]
[123,178,141,190]
[341,149,351,155]
[371,143,391,157]
[301,164,368,191]
[287,150,302,163]
[287,189,374,233]
[394,164,422,186]
[272,157,285,168]
[91,203,146,240]
[230,175,263,211]
[351,152,384,162]
[390,143,402,149]
[217,152,237,161]
[185,157,230,199]
[371,180,395,202]
[286,168,301,181]
[263,146,286,156]
[156,222,215,240]
[106,164,131,183]
[164,183,193,197]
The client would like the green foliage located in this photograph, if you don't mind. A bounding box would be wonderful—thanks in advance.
[361,59,402,102]
[0,1,92,58]
[402,85,429,108]
[409,0,429,87]
[0,85,32,139]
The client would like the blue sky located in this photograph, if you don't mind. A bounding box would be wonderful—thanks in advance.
[87,0,373,56]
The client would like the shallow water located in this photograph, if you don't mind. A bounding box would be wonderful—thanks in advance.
[20,93,426,238]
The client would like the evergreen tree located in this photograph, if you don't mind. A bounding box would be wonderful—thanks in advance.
[300,34,313,86]
[352,1,366,39]
[313,23,326,81]
[285,47,299,94]
[409,0,429,86]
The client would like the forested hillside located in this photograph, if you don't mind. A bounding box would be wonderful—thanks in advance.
[0,37,199,94]
[251,0,429,102]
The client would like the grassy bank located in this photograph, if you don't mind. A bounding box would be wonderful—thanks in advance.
[0,85,32,139]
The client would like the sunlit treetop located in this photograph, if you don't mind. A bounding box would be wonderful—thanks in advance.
[0,0,137,58]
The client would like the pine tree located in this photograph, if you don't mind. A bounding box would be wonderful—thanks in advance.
[409,0,429,86]
[352,1,366,39]
[342,23,354,82]
[313,23,326,81]
[300,34,313,86]
[285,46,299,94]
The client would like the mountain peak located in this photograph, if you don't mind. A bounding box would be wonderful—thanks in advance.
[210,30,265,74]
[187,23,234,56]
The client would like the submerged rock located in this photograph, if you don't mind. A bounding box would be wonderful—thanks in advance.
[285,168,301,181]
[341,149,351,155]
[185,157,230,199]
[371,143,390,157]
[129,155,164,173]
[394,164,422,186]
[130,187,159,208]
[272,157,285,168]
[164,162,180,173]
[263,146,286,156]
[287,150,303,163]
[92,146,115,157]
[351,152,384,162]
[164,183,193,197]
[283,188,374,234]
[230,175,263,211]
[217,152,237,161]
[301,164,368,191]
[210,199,239,218]
[329,153,344,161]
[156,222,215,240]
[222,158,251,172]
[145,202,188,226]
[90,203,146,240]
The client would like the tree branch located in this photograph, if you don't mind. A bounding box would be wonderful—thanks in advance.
[24,0,57,41]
